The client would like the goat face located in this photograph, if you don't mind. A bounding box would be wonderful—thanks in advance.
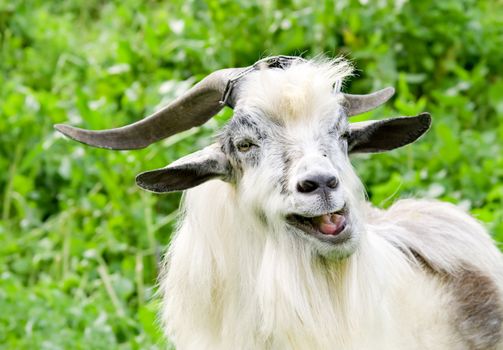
[136,61,430,259]
[55,57,431,259]
[218,102,361,258]
[216,64,361,258]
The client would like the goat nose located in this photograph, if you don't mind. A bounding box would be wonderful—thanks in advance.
[296,174,339,194]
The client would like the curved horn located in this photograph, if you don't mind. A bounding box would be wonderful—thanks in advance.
[54,68,247,150]
[343,87,395,116]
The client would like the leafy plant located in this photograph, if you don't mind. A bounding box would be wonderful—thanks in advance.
[1,0,502,348]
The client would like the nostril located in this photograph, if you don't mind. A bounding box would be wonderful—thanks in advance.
[326,176,338,189]
[297,174,339,194]
[297,179,319,193]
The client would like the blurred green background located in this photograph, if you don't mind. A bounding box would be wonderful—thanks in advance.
[1,0,502,348]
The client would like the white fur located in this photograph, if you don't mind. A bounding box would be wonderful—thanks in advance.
[158,58,503,349]
[161,182,503,349]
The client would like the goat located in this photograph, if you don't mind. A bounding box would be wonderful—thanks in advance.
[56,56,503,350]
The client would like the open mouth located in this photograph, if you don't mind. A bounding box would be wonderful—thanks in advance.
[286,206,349,241]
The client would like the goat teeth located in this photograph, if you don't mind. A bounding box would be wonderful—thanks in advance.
[322,216,333,225]
[311,214,346,235]
[331,214,346,226]
[310,214,336,235]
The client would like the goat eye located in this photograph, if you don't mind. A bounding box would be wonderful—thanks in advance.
[236,140,255,152]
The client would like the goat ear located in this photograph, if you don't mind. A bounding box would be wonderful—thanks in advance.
[348,113,431,153]
[136,144,230,193]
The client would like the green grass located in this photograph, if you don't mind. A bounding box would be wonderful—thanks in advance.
[1,0,502,348]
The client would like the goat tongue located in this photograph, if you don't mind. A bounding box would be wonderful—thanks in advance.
[313,213,346,235]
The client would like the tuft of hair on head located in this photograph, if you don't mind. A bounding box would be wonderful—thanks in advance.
[239,56,354,123]
[298,55,355,92]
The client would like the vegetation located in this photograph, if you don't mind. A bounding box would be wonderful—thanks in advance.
[1,0,502,348]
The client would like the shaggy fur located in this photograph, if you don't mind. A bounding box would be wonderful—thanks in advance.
[158,58,503,349]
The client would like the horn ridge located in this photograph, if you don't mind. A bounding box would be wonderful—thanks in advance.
[55,67,247,150]
[343,87,395,116]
